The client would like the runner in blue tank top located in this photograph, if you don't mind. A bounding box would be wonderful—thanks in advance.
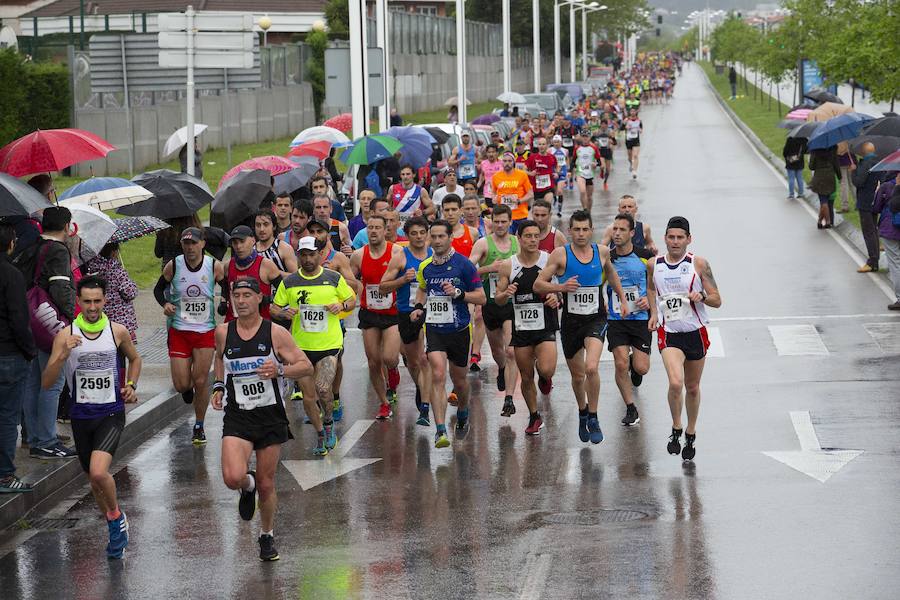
[600,195,657,254]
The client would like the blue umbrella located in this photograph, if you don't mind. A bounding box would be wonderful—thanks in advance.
[471,114,500,126]
[807,113,875,150]
[58,176,153,211]
[380,126,435,169]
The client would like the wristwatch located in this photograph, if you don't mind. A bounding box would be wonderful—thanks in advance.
[700,290,708,302]
[126,380,137,391]
[453,287,463,300]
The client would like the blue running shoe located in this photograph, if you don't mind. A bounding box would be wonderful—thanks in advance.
[587,417,604,444]
[313,432,328,456]
[332,399,343,423]
[578,413,590,443]
[416,402,430,426]
[106,512,129,559]
[324,422,337,450]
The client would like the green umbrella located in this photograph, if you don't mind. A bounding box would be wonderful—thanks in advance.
[340,134,404,166]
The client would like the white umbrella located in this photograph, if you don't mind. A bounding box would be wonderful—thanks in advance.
[58,177,153,211]
[496,91,526,104]
[67,204,116,255]
[162,124,208,158]
[445,96,472,106]
[290,126,351,147]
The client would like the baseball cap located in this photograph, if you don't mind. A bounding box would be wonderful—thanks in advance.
[307,218,329,232]
[232,277,261,293]
[297,236,318,252]
[180,227,203,243]
[461,131,471,138]
[490,130,500,136]
[229,225,254,240]
[552,134,562,142]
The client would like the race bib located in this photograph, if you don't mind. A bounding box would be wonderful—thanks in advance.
[612,285,640,315]
[597,137,609,148]
[232,373,275,410]
[566,286,600,315]
[459,164,476,179]
[514,302,545,331]
[426,295,454,324]
[626,128,639,140]
[536,174,552,189]
[180,299,210,325]
[562,137,573,147]
[408,282,418,310]
[515,163,527,171]
[502,194,520,208]
[398,212,411,226]
[300,305,328,332]
[365,284,393,311]
[662,293,692,322]
[487,273,499,298]
[76,369,116,404]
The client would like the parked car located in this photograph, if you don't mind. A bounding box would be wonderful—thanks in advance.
[523,93,565,115]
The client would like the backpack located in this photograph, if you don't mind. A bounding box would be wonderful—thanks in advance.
[24,241,71,352]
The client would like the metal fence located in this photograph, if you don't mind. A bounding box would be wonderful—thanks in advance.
[366,12,502,57]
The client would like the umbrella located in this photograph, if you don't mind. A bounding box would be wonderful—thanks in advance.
[290,126,351,147]
[219,156,296,189]
[807,113,875,150]
[211,168,273,230]
[162,124,208,158]
[804,88,842,105]
[471,114,501,126]
[871,149,900,173]
[68,204,116,255]
[860,116,900,138]
[848,135,900,159]
[381,126,435,169]
[286,140,332,161]
[788,122,821,139]
[778,119,806,129]
[0,128,116,178]
[109,216,170,244]
[786,108,812,121]
[119,169,213,219]
[58,176,153,211]
[278,155,319,195]
[424,127,450,144]
[444,96,472,106]
[807,102,853,122]
[340,134,404,166]
[0,172,53,217]
[496,91,526,104]
[323,113,353,132]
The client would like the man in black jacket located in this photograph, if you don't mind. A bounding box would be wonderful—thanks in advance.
[852,142,889,272]
[0,224,38,491]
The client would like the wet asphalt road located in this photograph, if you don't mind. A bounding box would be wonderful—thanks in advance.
[2,64,899,600]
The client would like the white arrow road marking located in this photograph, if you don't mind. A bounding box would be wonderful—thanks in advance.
[762,411,863,483]
[768,325,829,356]
[282,419,381,490]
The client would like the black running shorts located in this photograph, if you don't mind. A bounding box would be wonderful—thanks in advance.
[425,325,471,369]
[482,302,513,331]
[657,326,710,361]
[71,412,125,472]
[625,138,640,149]
[398,311,425,345]
[560,319,608,360]
[607,320,652,355]
[357,308,399,330]
[510,330,557,348]
[222,421,293,450]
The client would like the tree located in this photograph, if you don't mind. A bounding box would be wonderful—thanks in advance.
[324,0,349,39]
[304,29,329,122]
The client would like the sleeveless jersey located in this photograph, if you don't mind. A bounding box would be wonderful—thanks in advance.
[538,227,558,253]
[360,242,397,315]
[451,225,475,258]
[391,183,424,226]
[607,249,649,320]
[226,254,272,322]
[396,246,432,313]
[259,240,287,272]
[607,220,646,251]
[550,147,569,177]
[457,145,477,180]
[510,252,558,334]
[574,144,600,178]
[653,252,709,333]
[561,243,606,325]
[328,219,342,250]
[64,321,124,419]
[481,235,519,302]
[322,248,337,268]
[223,319,290,430]
[625,119,642,141]
[168,254,216,333]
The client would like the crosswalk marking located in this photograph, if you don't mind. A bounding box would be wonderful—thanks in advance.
[863,323,900,354]
[768,325,829,356]
[705,326,725,358]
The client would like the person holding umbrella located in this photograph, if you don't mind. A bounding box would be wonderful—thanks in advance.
[782,135,807,200]
[808,146,842,229]
[852,141,891,272]
[873,175,900,310]
[179,138,203,180]
[85,244,139,343]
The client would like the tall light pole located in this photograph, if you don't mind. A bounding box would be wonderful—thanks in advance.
[375,0,391,132]
[348,0,369,140]
[456,0,468,125]
[503,0,511,97]
[555,0,585,85]
[532,0,540,93]
[569,1,576,82]
[578,4,606,82]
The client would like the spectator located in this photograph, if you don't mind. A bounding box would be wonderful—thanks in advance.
[782,136,806,199]
[85,243,139,342]
[323,149,343,193]
[447,104,459,124]
[873,175,900,310]
[808,146,841,229]
[728,65,737,99]
[154,213,202,267]
[836,146,856,213]
[178,137,203,180]
[0,224,37,492]
[389,108,403,127]
[852,141,888,272]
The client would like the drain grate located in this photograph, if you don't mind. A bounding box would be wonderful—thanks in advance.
[21,518,80,531]
[543,509,649,526]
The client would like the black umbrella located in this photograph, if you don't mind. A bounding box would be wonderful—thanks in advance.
[109,216,169,244]
[0,172,53,217]
[860,116,900,138]
[848,135,900,159]
[275,155,319,195]
[789,122,822,139]
[119,169,213,219]
[203,226,230,260]
[424,127,450,144]
[211,168,272,230]
[803,88,842,105]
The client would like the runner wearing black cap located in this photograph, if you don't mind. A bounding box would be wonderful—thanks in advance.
[223,225,283,323]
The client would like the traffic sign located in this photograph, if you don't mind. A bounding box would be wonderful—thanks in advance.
[158,31,254,51]
[157,13,253,32]
[159,50,254,69]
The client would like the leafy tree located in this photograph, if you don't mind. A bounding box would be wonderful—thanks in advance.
[304,29,329,121]
[324,0,349,39]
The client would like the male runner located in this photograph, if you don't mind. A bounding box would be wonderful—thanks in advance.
[462,194,489,371]
[534,210,628,444]
[272,237,357,455]
[279,199,313,254]
[211,277,313,562]
[431,169,461,215]
[272,193,293,235]
[478,144,503,206]
[550,135,571,217]
[573,132,601,211]
[606,214,655,426]
[493,221,559,434]
[313,196,352,255]
[491,152,534,232]
[442,195,480,257]
[469,205,520,415]
[390,164,436,226]
[594,120,617,191]
[450,132,479,185]
[350,215,403,419]
[410,221,485,448]
[42,275,141,559]
[651,217,721,461]
[462,195,490,238]
[531,199,567,253]
[380,216,433,425]
[223,225,282,321]
[155,227,225,444]
[600,195,657,255]
[525,136,558,203]
[623,109,642,179]
[255,211,298,275]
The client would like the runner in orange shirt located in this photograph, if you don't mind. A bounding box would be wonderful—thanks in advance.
[491,152,534,233]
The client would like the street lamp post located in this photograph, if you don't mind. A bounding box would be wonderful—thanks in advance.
[456,0,467,125]
[577,4,606,82]
[532,0,540,93]
[502,0,511,98]
[555,1,587,85]
[259,14,271,47]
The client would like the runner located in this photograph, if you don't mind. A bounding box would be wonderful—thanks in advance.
[549,135,571,217]
[155,227,225,444]
[380,216,433,425]
[347,188,375,240]
[534,210,629,445]
[531,199,567,253]
[525,136,558,204]
[442,195,480,257]
[223,225,282,322]
[390,164,436,226]
[573,132,601,211]
[606,213,655,426]
[594,120,617,191]
[352,197,393,249]
[272,192,293,235]
[255,211,298,275]
[462,194,490,239]
[493,220,559,434]
[652,217,721,461]
[449,132,479,186]
[478,144,503,206]
[431,169,462,215]
[350,215,403,419]
[272,237,357,455]
[41,275,141,559]
[623,109,642,179]
[410,220,485,448]
[279,199,313,255]
[491,152,534,232]
[469,205,520,415]
[600,195,657,254]
[313,196,352,256]
[211,277,313,562]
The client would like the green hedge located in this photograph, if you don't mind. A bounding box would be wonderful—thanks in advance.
[0,48,70,147]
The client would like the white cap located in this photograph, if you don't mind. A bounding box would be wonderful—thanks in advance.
[297,236,317,252]
[590,111,599,117]
[551,134,562,142]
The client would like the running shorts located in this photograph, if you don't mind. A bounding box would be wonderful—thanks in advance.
[482,302,514,331]
[657,326,710,361]
[398,312,425,345]
[425,325,471,369]
[600,148,613,160]
[510,330,557,348]
[358,308,399,330]
[561,318,608,359]
[607,320,652,354]
[625,138,640,149]
[222,421,293,450]
[167,327,215,359]
[72,412,125,472]
[579,176,594,186]
[304,348,341,366]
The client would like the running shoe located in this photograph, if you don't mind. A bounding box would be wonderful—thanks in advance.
[181,389,194,404]
[290,382,303,401]
[667,428,683,455]
[455,410,469,436]
[106,512,129,559]
[538,376,553,395]
[621,404,640,426]
[313,432,328,456]
[500,396,516,417]
[386,389,398,405]
[525,414,544,435]
[434,431,450,449]
[587,417,604,444]
[448,391,458,406]
[496,369,506,392]
[324,422,337,450]
[632,171,637,180]
[332,398,343,422]
[416,402,431,426]
[469,353,481,372]
[258,534,280,562]
[578,412,590,443]
[29,443,76,460]
[0,476,33,493]
[192,424,207,445]
[238,471,256,521]
[682,433,696,461]
[376,403,393,420]
[603,181,609,191]
[629,354,643,387]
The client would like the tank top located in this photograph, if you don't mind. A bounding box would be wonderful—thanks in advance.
[653,252,709,333]
[560,243,605,325]
[64,321,124,419]
[457,145,477,180]
[226,254,272,321]
[538,227,558,253]
[551,147,569,176]
[360,242,397,315]
[481,234,519,302]
[328,219,342,250]
[322,248,337,268]
[168,254,216,333]
[259,240,287,272]
[607,220,646,250]
[510,252,559,333]
[396,246,432,313]
[451,224,475,257]
[391,183,423,226]
[223,319,289,429]
[607,249,649,321]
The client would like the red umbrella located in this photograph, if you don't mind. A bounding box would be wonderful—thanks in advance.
[0,128,116,177]
[219,155,297,189]
[323,113,353,132]
[286,140,332,161]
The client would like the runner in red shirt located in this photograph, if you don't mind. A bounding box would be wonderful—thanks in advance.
[525,136,558,203]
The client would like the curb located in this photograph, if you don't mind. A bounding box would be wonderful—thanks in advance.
[699,67,883,266]
[0,388,190,532]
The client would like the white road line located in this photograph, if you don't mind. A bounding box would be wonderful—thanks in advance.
[863,323,900,354]
[705,326,725,357]
[790,410,823,452]
[332,419,375,459]
[713,313,900,322]
[768,324,830,356]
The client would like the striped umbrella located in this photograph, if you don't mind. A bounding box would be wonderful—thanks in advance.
[339,134,404,166]
[58,177,153,211]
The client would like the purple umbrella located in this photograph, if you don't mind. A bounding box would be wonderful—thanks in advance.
[471,114,500,126]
